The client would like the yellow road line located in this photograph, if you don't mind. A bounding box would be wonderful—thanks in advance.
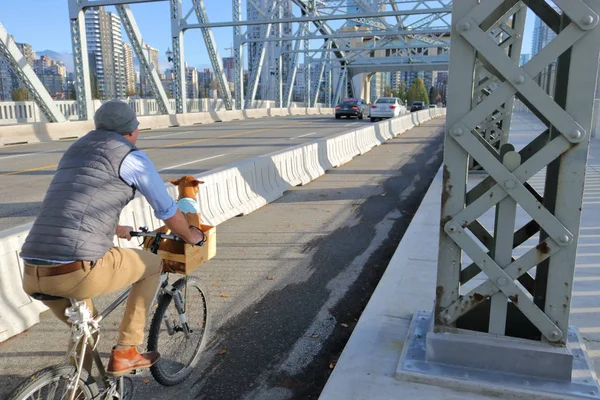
[0,164,58,178]
[0,121,312,178]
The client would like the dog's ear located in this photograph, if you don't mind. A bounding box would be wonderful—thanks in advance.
[169,178,181,186]
[192,180,204,187]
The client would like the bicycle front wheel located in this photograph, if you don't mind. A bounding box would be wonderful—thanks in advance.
[148,275,211,386]
[7,365,98,400]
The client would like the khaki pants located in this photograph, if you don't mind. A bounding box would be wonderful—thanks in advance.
[23,247,162,346]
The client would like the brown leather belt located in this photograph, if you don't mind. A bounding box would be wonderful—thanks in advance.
[24,261,87,277]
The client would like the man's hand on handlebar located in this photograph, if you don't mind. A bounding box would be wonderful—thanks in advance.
[116,225,134,240]
[163,209,205,245]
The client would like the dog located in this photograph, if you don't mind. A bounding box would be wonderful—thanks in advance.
[146,176,204,273]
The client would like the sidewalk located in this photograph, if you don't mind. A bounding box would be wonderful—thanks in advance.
[320,113,600,399]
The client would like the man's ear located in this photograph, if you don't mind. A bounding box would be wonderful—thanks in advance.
[169,178,181,186]
[192,180,204,187]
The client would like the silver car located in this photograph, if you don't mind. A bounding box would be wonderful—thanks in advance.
[370,97,406,122]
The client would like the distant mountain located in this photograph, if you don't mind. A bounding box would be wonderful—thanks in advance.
[37,50,74,72]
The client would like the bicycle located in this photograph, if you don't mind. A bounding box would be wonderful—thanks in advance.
[8,228,211,400]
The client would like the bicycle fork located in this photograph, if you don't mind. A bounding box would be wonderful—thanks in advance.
[163,286,192,338]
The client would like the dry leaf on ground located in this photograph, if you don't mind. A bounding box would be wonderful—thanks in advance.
[217,348,227,355]
[267,275,275,280]
[220,293,229,298]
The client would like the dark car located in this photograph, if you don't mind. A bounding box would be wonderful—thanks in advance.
[335,98,369,119]
[410,101,426,112]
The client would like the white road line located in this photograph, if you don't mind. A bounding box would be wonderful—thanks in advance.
[343,122,359,126]
[0,149,59,161]
[158,154,229,172]
[289,132,317,140]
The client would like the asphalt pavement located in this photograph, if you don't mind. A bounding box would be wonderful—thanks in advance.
[0,115,371,231]
[0,117,445,400]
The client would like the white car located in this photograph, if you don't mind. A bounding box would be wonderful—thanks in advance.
[370,97,406,122]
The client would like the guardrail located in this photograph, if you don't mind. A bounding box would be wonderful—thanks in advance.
[0,107,332,147]
[0,99,318,126]
[0,107,446,342]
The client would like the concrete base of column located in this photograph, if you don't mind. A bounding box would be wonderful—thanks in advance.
[396,310,600,400]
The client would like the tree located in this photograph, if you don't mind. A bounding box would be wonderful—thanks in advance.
[11,87,30,101]
[406,78,429,105]
[90,73,101,100]
[383,85,393,97]
[428,86,441,105]
[126,88,135,98]
[70,85,77,100]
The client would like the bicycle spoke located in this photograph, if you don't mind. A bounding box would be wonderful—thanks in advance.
[45,380,59,399]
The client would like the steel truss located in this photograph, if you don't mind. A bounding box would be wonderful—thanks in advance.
[415,0,600,393]
[4,0,452,120]
[0,23,66,122]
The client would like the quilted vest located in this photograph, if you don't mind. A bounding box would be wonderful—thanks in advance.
[20,130,137,261]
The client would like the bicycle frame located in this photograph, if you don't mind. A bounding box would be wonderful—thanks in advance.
[64,273,190,400]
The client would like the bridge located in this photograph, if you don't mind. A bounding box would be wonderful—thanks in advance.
[1,0,600,399]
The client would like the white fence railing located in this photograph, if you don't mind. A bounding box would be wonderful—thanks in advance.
[0,99,320,126]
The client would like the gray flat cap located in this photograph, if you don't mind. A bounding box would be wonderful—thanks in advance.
[94,100,140,135]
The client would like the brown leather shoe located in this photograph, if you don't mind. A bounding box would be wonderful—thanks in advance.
[107,346,160,377]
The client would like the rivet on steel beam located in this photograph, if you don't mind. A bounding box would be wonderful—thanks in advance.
[514,33,521,40]
[440,313,452,324]
[514,75,525,85]
[559,234,571,244]
[582,15,595,26]
[550,330,561,340]
[496,277,507,286]
[504,180,516,190]
[446,223,458,233]
[450,126,463,136]
[570,129,582,140]
[458,21,471,32]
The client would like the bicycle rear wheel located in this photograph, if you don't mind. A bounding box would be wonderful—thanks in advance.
[148,275,211,386]
[7,365,98,400]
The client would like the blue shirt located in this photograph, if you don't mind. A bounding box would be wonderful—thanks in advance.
[120,151,178,221]
[24,150,177,264]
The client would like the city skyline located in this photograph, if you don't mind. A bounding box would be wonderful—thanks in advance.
[0,1,539,74]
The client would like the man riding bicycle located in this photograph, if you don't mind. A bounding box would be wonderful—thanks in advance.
[20,100,205,376]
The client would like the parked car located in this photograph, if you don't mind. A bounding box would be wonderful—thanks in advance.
[370,97,406,122]
[428,104,437,109]
[410,101,426,112]
[335,98,370,119]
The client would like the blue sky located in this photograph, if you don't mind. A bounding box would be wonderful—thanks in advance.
[1,1,537,71]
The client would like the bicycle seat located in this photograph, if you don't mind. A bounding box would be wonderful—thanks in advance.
[30,292,67,301]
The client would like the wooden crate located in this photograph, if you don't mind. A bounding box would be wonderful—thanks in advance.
[143,224,216,275]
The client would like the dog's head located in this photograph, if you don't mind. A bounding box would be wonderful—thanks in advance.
[169,176,204,200]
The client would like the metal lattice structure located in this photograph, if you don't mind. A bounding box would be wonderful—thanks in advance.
[4,0,452,117]
[395,0,600,397]
[0,23,66,123]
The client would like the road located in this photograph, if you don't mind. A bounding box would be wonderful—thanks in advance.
[0,115,371,231]
[0,117,445,400]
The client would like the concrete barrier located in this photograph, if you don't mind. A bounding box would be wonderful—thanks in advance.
[212,110,244,122]
[243,109,268,119]
[268,108,286,117]
[0,109,446,342]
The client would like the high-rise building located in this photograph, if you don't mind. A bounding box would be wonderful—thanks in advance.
[222,57,235,83]
[0,58,13,100]
[247,0,292,101]
[123,42,135,96]
[520,53,531,66]
[85,6,126,99]
[531,17,557,57]
[186,65,199,99]
[198,68,212,98]
[140,44,160,97]
[15,42,36,67]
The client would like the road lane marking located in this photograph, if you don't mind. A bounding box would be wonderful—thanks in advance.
[0,121,311,177]
[158,154,229,172]
[0,164,57,177]
[0,149,60,161]
[289,132,316,140]
[343,122,359,126]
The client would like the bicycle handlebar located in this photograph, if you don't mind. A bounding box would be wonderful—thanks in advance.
[130,230,184,242]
